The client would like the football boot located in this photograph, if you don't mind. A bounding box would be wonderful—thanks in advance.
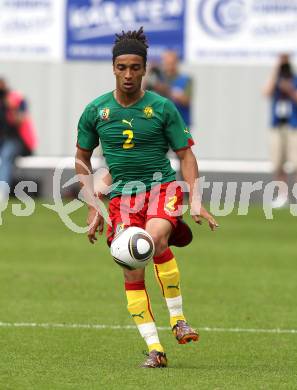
[172,320,199,344]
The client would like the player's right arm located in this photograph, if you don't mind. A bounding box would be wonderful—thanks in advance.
[75,147,104,244]
[76,103,103,244]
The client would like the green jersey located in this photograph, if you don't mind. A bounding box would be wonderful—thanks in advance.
[77,90,194,198]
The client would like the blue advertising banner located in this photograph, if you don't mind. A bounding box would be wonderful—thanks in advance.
[66,0,185,61]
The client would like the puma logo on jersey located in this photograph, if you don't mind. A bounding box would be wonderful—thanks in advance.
[132,310,145,319]
[122,119,134,128]
[184,128,189,133]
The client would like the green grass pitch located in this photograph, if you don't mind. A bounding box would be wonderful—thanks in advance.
[0,201,296,389]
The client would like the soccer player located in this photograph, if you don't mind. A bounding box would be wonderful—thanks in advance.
[75,27,218,368]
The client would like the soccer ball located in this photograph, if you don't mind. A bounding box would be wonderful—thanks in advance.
[110,227,155,270]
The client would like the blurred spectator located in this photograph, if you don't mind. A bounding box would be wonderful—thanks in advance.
[264,54,297,207]
[145,50,192,128]
[0,78,37,200]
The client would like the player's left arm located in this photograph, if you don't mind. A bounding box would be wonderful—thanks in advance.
[176,147,219,231]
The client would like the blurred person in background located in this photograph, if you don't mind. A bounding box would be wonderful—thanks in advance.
[145,50,192,129]
[0,78,37,201]
[264,54,297,208]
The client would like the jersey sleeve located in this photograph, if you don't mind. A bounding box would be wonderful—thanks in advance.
[77,104,99,151]
[163,99,194,151]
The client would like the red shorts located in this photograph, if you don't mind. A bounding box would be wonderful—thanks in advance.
[106,182,184,245]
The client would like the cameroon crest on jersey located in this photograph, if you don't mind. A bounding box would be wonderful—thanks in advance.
[99,108,110,121]
[143,106,153,118]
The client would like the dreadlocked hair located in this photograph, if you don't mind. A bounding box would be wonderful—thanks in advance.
[112,26,149,65]
[114,27,149,48]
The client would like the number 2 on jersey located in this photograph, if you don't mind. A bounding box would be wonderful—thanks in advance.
[122,129,135,149]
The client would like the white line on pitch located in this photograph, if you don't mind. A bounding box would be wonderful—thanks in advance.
[0,322,297,334]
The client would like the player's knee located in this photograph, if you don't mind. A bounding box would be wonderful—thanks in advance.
[123,268,145,282]
[150,234,168,256]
